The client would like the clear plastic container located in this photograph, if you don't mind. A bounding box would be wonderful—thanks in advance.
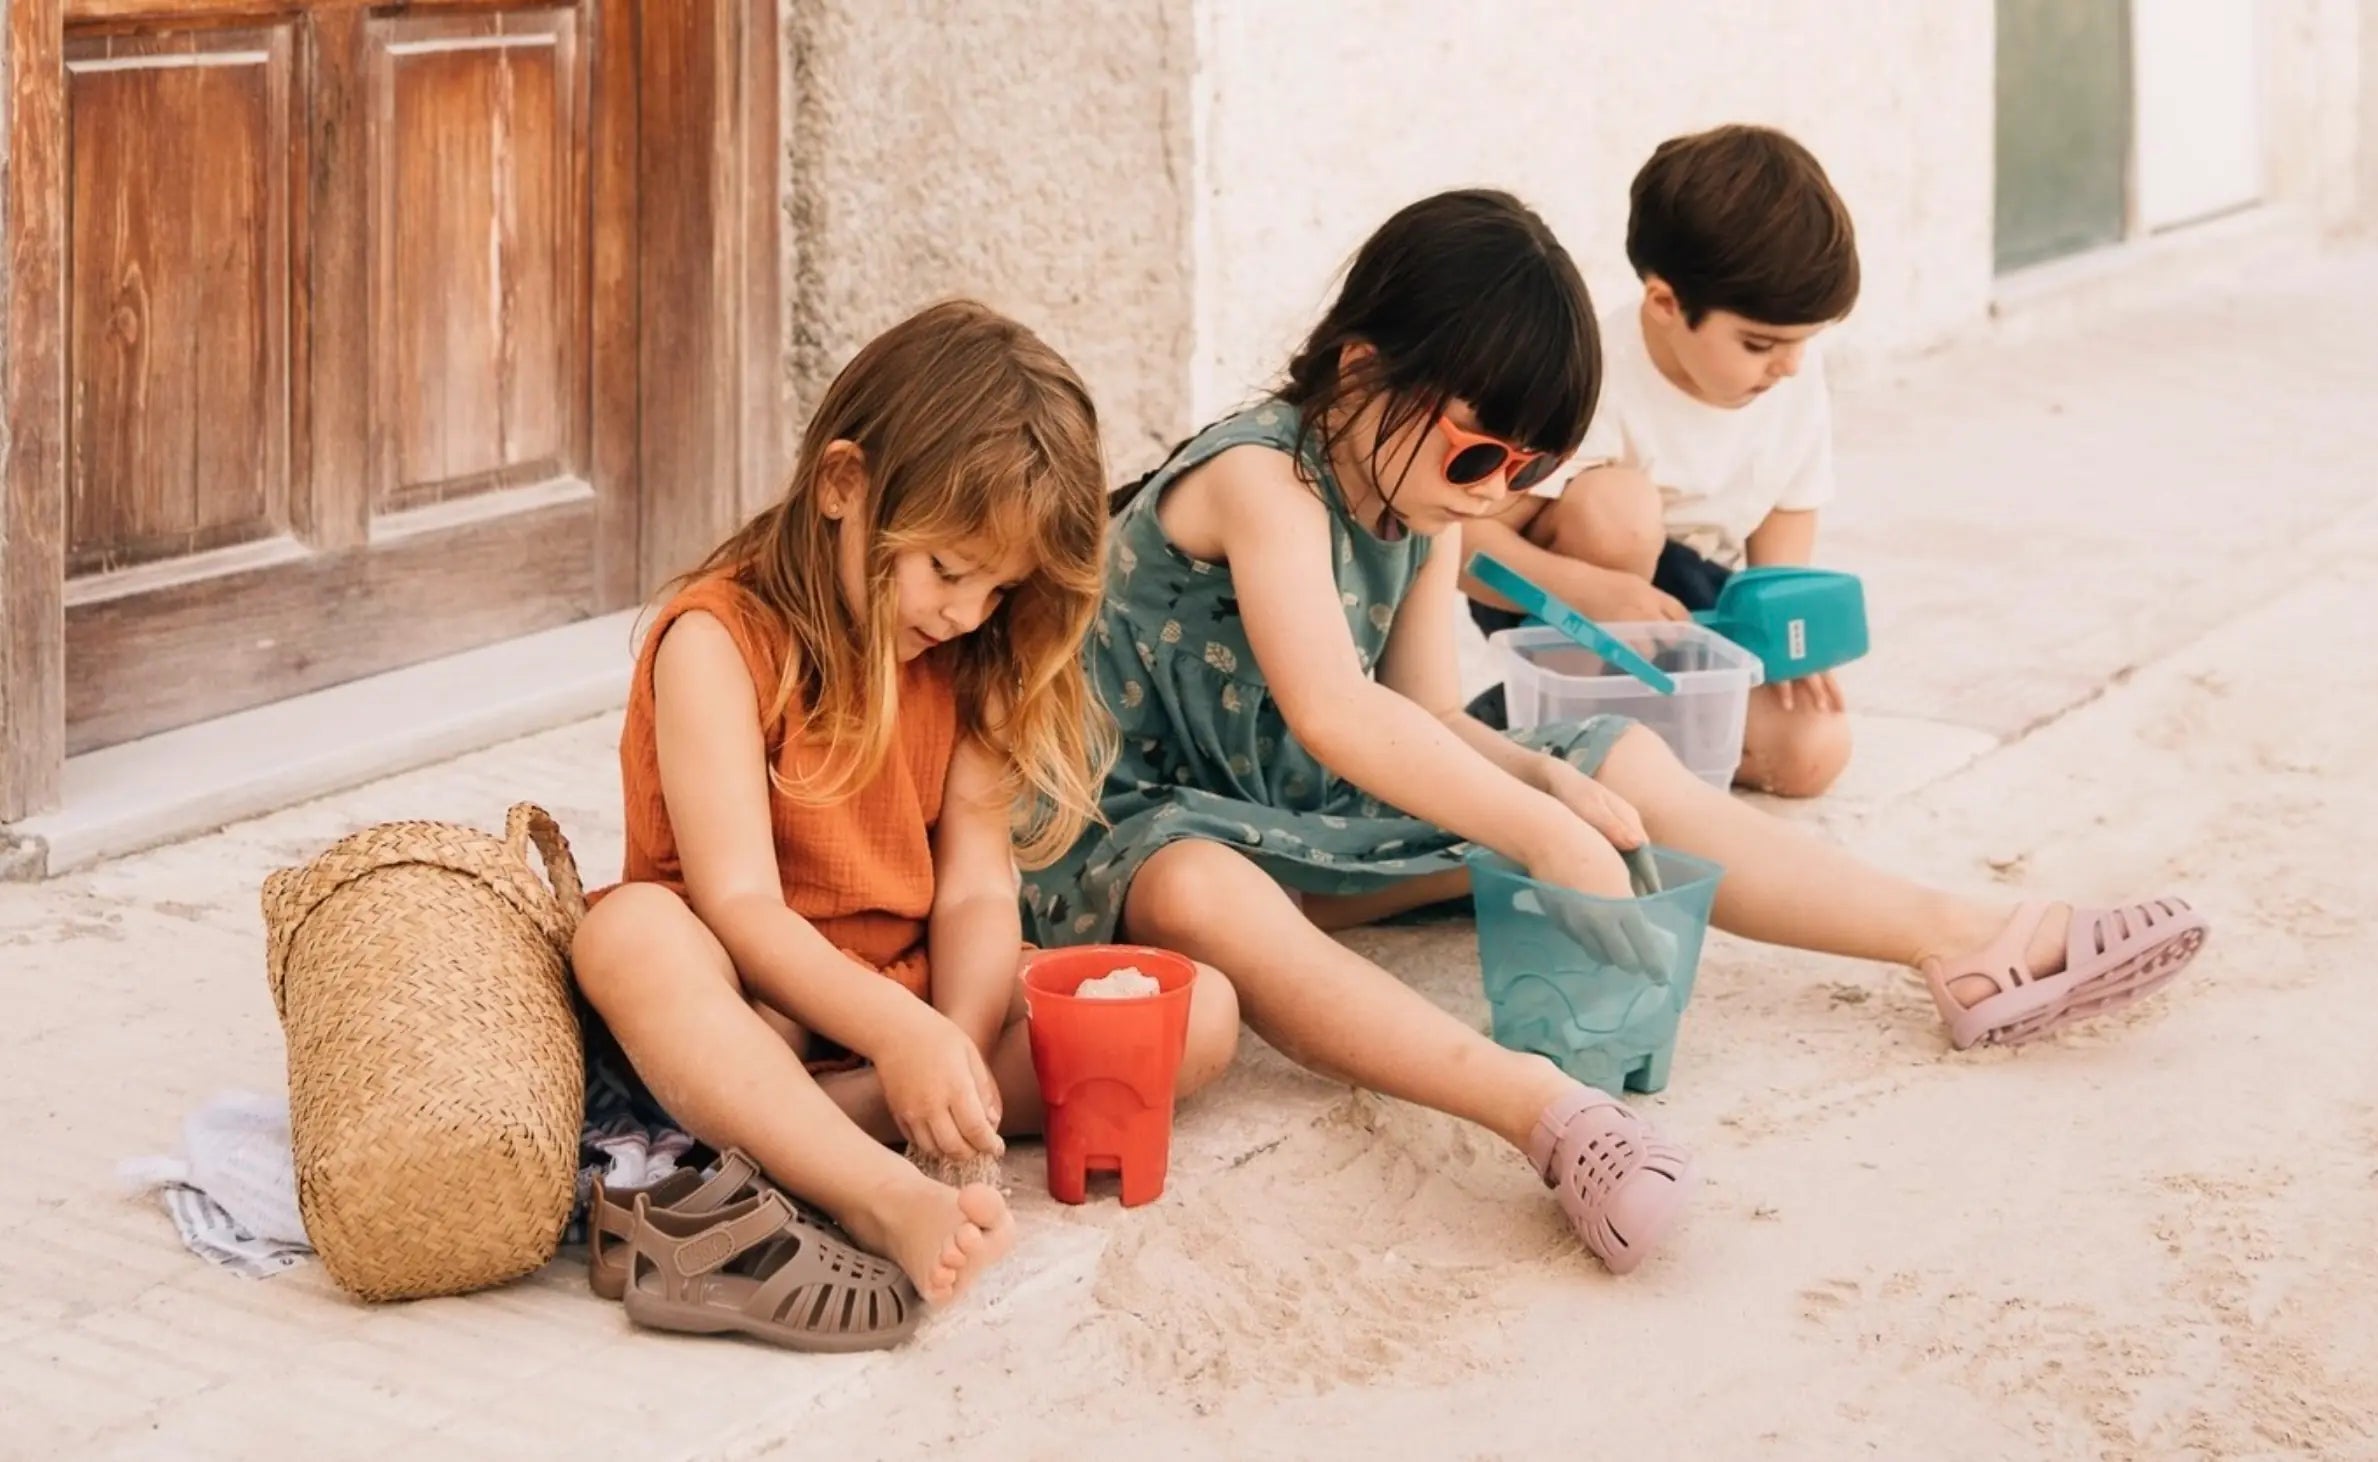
[1492,621,1765,789]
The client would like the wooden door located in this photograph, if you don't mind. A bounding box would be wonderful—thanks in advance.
[50,0,637,753]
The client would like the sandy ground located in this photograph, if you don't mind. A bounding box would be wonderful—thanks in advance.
[6,247,2377,1461]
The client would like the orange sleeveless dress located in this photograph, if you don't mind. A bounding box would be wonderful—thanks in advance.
[604,575,958,1004]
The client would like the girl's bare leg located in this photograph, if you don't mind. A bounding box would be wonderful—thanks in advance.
[1120,840,1573,1152]
[1300,867,1471,932]
[571,884,1015,1302]
[1591,725,2071,1002]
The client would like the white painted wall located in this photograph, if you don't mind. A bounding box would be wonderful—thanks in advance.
[1190,1,1995,416]
[2259,0,2371,231]
[2136,0,2264,230]
[1188,0,2373,418]
[2366,0,2378,227]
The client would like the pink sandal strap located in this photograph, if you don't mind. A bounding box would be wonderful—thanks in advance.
[2053,897,2208,1021]
[2068,899,2198,969]
[1928,899,2208,1050]
[1524,1085,1606,1177]
[1528,1086,1693,1275]
[1923,902,2057,1048]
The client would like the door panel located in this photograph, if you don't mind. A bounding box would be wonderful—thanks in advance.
[377,11,580,509]
[1994,0,2132,273]
[65,492,597,754]
[6,0,770,816]
[55,0,631,754]
[65,26,291,577]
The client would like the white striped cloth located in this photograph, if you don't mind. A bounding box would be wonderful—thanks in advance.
[121,1091,313,1279]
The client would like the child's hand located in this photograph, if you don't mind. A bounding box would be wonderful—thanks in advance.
[1776,670,1845,713]
[1545,763,1648,853]
[1526,778,1677,978]
[873,1006,1005,1160]
[1539,887,1682,982]
[1525,823,1634,901]
[1597,576,1692,624]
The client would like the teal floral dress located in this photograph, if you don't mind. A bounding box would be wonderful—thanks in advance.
[1020,402,1632,947]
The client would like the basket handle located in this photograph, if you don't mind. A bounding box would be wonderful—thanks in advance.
[503,803,587,947]
[264,805,589,1018]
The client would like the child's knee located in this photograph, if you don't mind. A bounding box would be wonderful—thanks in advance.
[572,884,673,982]
[1539,466,1664,579]
[571,883,729,1010]
[1176,962,1242,1096]
[1601,719,1689,786]
[1748,711,1852,799]
[1126,839,1261,943]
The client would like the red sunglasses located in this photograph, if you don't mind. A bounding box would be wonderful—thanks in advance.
[1435,416,1557,491]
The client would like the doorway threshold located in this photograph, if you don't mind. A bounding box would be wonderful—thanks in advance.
[2,611,639,879]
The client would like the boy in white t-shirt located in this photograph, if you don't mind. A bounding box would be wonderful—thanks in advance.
[1465,124,1859,798]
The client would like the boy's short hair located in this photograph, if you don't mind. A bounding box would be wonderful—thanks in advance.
[1626,124,1859,328]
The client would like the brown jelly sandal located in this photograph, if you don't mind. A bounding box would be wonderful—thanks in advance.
[587,1149,765,1301]
[620,1188,923,1352]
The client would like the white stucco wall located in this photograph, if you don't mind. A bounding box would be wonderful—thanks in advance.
[1188,0,2375,419]
[782,0,1195,480]
[2365,0,2378,226]
[2365,0,2378,224]
[1190,1,1996,417]
[2260,0,2373,231]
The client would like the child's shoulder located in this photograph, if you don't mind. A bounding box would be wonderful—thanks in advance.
[658,570,765,623]
[1132,402,1314,527]
[645,574,786,702]
[655,573,777,651]
[1176,401,1305,467]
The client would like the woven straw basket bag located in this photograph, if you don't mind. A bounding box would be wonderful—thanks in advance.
[262,803,587,1302]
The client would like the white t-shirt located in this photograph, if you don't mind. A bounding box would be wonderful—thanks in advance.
[1532,298,1835,569]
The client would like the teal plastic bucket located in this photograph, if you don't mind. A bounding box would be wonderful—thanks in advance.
[1467,846,1724,1095]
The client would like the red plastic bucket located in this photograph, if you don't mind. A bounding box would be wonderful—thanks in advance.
[1022,945,1195,1206]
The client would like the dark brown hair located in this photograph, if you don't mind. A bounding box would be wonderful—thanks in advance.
[1280,189,1598,513]
[1113,189,1598,519]
[1626,124,1859,328]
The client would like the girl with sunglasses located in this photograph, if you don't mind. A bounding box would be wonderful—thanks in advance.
[1021,189,2207,1275]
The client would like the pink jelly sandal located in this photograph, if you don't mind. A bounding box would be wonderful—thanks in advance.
[1925,898,2209,1051]
[1526,1086,1695,1275]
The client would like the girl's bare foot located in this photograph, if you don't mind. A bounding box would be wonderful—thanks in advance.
[844,1172,1016,1303]
[1924,902,2076,1007]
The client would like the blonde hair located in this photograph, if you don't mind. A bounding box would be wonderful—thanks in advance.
[682,299,1112,868]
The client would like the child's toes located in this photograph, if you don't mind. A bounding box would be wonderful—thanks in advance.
[955,1182,1010,1232]
[923,1261,958,1303]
